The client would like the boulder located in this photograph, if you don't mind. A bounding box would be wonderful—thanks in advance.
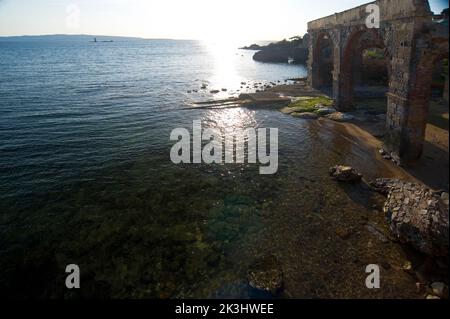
[371,178,449,257]
[247,255,283,295]
[329,165,363,183]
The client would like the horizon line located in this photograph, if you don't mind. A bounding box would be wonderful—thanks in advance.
[0,33,287,43]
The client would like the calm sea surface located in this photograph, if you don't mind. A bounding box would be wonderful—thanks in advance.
[0,39,419,298]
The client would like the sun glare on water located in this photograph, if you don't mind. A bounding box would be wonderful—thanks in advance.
[203,39,244,90]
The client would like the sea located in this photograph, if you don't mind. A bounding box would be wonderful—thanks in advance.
[0,38,419,298]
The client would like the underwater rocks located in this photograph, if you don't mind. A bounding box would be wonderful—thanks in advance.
[315,106,336,116]
[329,165,363,183]
[370,178,449,257]
[291,112,319,119]
[247,255,283,296]
[326,112,355,122]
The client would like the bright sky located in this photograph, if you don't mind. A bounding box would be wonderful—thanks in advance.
[0,0,448,42]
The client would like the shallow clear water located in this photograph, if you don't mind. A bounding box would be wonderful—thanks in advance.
[0,39,421,298]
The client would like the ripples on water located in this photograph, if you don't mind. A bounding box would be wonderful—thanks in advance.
[0,39,420,298]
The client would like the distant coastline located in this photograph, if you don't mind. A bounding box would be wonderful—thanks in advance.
[0,34,165,42]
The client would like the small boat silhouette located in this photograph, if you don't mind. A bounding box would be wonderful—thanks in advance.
[91,37,113,43]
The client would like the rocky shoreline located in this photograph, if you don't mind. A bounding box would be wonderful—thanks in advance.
[328,165,449,299]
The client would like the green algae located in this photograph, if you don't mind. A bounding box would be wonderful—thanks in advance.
[280,96,333,115]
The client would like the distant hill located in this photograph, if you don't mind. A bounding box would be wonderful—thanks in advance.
[0,34,149,42]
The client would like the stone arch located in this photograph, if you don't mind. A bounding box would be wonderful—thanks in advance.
[338,27,391,110]
[311,31,336,90]
[402,40,449,162]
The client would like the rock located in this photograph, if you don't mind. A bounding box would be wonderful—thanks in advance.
[253,45,308,64]
[201,84,208,89]
[187,90,192,93]
[240,44,263,50]
[430,282,448,299]
[329,165,363,183]
[369,178,399,195]
[210,90,220,94]
[315,106,336,116]
[221,88,227,92]
[247,255,283,295]
[291,112,319,120]
[379,148,392,159]
[372,178,449,257]
[326,112,354,122]
[402,261,413,273]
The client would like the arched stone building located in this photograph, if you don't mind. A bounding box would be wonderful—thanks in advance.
[307,0,449,165]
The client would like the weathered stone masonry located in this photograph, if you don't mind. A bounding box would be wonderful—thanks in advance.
[307,0,449,165]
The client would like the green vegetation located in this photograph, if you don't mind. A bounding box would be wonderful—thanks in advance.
[280,96,333,114]
[364,48,385,60]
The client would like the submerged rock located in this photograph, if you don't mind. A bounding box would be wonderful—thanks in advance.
[430,282,448,299]
[315,106,336,116]
[326,112,354,122]
[247,255,283,295]
[291,112,318,119]
[329,165,363,183]
[371,178,449,257]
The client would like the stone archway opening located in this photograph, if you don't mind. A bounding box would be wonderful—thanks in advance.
[408,56,449,189]
[340,29,390,137]
[312,33,334,95]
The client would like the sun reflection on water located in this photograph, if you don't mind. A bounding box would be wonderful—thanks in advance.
[203,40,244,92]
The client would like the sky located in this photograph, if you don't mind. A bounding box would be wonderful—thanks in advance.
[0,0,448,42]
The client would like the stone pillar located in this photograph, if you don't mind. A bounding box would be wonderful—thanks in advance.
[332,30,355,111]
[307,32,316,87]
[383,19,433,166]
